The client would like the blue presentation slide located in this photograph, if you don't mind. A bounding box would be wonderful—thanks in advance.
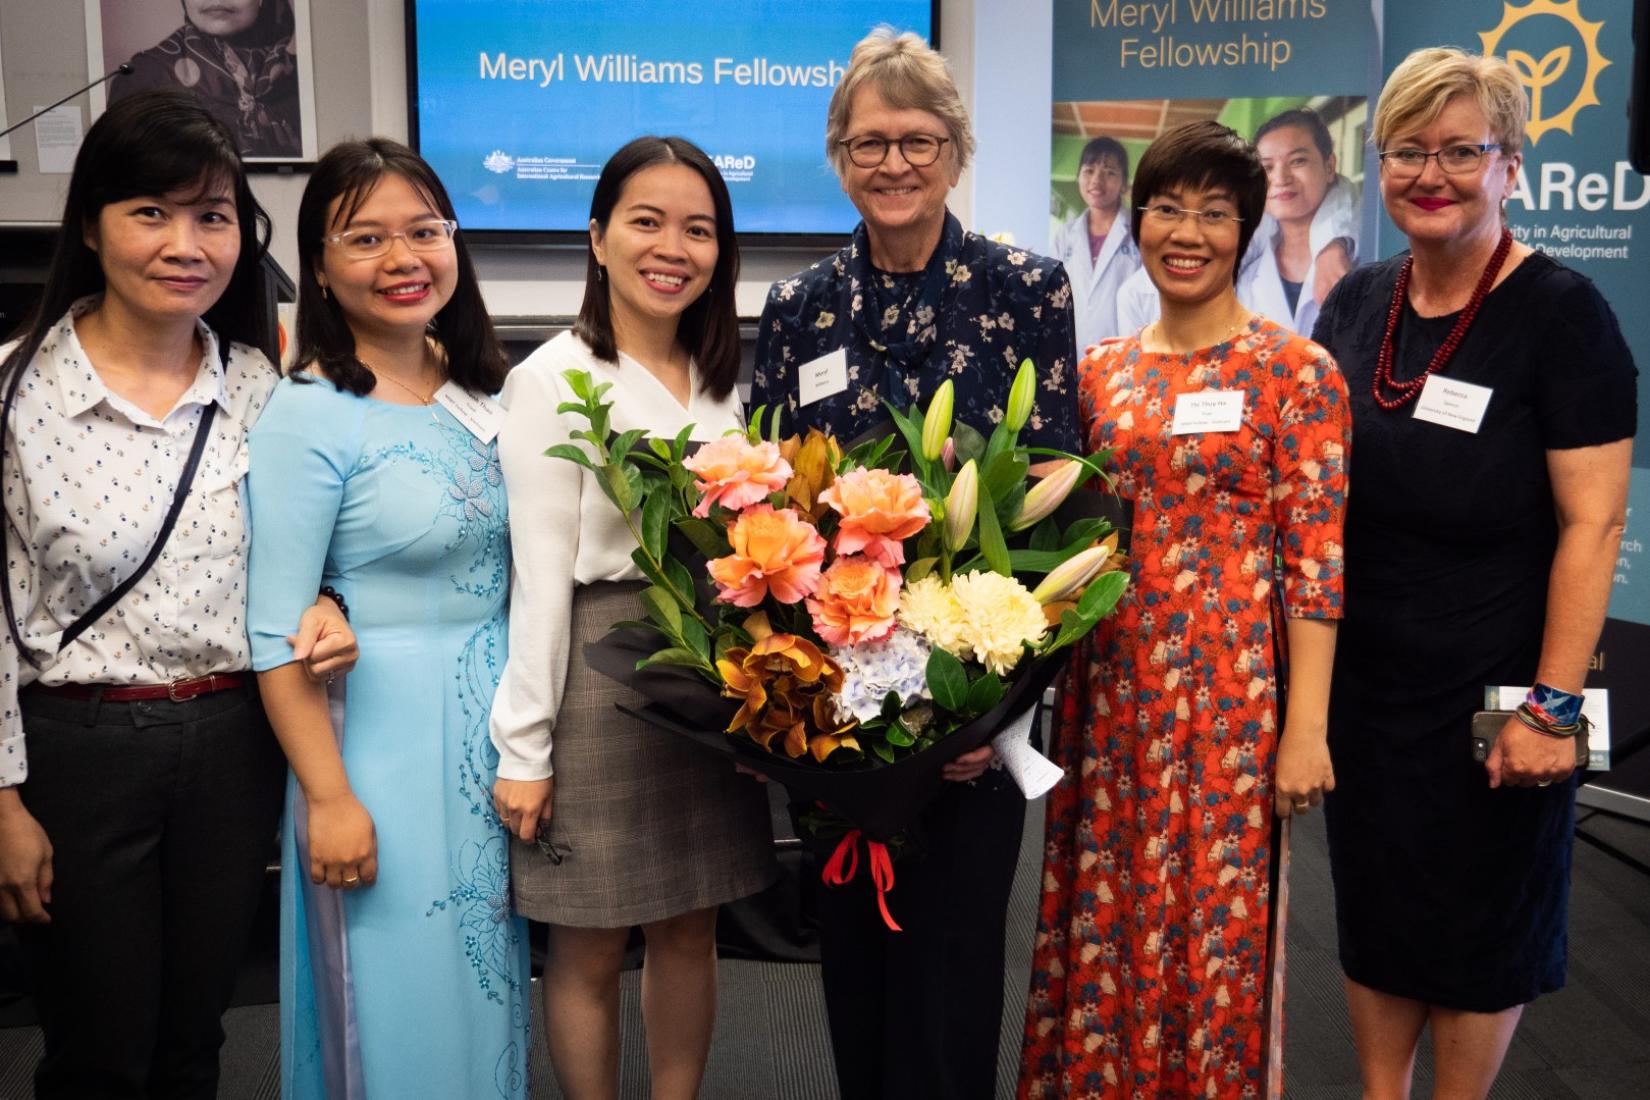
[411,0,932,235]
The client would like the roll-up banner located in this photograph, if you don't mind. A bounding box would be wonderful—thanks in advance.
[1050,0,1650,781]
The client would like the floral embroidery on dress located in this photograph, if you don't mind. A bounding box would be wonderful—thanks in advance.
[426,835,522,1007]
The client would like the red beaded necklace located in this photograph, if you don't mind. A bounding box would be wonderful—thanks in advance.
[1371,227,1513,410]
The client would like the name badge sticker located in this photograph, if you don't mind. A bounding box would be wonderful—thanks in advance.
[1412,375,1493,434]
[1170,389,1245,435]
[434,381,505,443]
[797,348,849,407]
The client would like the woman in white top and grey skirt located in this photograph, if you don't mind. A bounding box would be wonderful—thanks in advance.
[489,136,776,1100]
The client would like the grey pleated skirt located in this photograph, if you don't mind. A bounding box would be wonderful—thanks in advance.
[509,581,778,927]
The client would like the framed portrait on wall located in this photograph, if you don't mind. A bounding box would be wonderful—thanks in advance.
[85,0,317,164]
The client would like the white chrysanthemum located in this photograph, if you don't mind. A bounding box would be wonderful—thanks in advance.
[949,570,1047,675]
[830,626,933,725]
[897,575,972,662]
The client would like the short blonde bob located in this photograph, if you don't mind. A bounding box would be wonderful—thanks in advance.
[825,27,975,177]
[1373,46,1529,157]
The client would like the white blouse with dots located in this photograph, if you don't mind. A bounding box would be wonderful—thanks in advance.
[0,300,277,787]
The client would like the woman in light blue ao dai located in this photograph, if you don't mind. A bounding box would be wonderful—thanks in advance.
[247,140,528,1099]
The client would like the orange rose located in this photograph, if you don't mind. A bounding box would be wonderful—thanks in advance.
[806,556,901,646]
[817,467,931,568]
[707,505,826,607]
[684,435,792,517]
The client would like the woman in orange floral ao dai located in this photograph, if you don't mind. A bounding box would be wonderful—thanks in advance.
[1019,122,1348,1099]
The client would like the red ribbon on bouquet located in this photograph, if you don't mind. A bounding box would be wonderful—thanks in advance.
[821,828,902,932]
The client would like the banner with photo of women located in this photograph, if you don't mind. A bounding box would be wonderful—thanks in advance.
[1050,0,1382,350]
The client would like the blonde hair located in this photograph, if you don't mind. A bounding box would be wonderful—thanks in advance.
[825,27,975,177]
[1373,46,1529,157]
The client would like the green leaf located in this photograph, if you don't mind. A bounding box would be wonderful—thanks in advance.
[1029,518,1061,552]
[885,722,917,748]
[984,452,1029,504]
[562,369,593,401]
[641,489,671,560]
[882,402,929,477]
[610,428,646,465]
[747,405,767,442]
[905,555,937,584]
[676,517,729,559]
[649,437,673,460]
[664,556,697,607]
[602,463,637,512]
[672,422,696,461]
[630,547,669,590]
[965,671,1006,715]
[545,443,596,470]
[637,647,707,670]
[1060,517,1113,547]
[880,690,904,721]
[639,585,684,637]
[926,647,969,712]
[872,741,896,764]
[1077,569,1128,619]
[975,480,1012,576]
[680,614,711,659]
[952,419,987,465]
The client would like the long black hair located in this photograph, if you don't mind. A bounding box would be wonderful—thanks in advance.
[294,138,507,397]
[0,88,273,384]
[574,136,741,401]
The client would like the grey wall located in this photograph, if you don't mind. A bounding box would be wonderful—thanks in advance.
[1,0,1000,320]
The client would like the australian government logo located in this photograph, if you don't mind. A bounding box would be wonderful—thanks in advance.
[483,150,515,175]
[1479,0,1610,145]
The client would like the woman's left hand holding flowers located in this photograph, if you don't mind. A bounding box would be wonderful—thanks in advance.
[1274,719,1335,818]
[1486,715,1576,789]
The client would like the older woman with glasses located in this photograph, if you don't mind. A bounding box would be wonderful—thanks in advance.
[750,27,1080,1100]
[1020,120,1349,1100]
[1311,47,1635,1100]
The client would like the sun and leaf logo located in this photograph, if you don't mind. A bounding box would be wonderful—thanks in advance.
[1478,0,1611,146]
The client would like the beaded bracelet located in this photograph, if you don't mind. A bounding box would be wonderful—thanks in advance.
[319,585,350,621]
[1514,701,1587,739]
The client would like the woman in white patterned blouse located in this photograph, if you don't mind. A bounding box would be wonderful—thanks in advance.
[0,90,354,1099]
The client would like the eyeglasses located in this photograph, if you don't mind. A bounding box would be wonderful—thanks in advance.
[838,134,950,169]
[323,218,459,260]
[1138,203,1243,229]
[1377,144,1501,179]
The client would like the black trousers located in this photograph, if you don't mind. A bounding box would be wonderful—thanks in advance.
[812,768,1027,1100]
[16,685,285,1100]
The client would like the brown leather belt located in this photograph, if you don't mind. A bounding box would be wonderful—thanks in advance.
[32,673,249,704]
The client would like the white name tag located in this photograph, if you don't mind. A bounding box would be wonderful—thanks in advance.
[797,348,849,407]
[1412,375,1492,434]
[1170,389,1245,435]
[434,381,505,443]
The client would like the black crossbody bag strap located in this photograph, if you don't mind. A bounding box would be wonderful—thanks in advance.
[2,333,230,666]
[57,402,218,654]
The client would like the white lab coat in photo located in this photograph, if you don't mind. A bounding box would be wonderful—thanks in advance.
[1052,209,1141,354]
[1115,176,1361,338]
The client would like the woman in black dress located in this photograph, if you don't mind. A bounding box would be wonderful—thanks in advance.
[1312,47,1636,1100]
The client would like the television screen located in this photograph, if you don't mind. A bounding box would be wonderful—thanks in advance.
[407,0,936,239]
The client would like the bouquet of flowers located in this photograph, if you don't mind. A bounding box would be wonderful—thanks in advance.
[551,360,1126,926]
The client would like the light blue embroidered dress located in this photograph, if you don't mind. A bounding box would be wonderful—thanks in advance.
[247,376,528,1100]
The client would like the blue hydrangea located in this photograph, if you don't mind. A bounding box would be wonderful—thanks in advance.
[831,626,933,725]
